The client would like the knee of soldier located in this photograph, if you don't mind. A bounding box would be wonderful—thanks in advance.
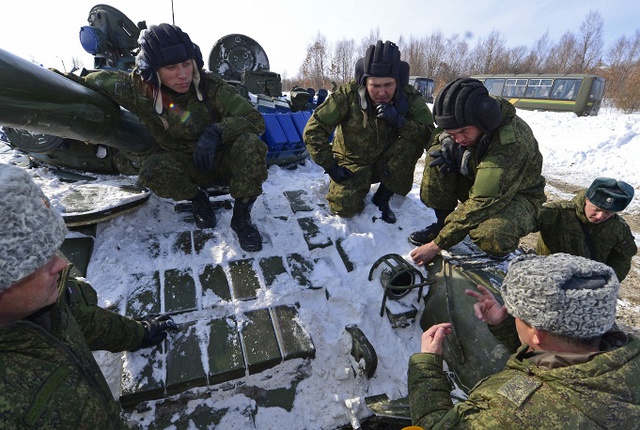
[231,133,269,159]
[328,203,360,218]
[327,193,365,217]
[138,156,194,200]
[471,228,520,257]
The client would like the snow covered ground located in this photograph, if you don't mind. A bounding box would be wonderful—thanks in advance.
[1,105,639,429]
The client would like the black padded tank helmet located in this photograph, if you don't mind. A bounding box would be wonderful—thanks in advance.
[135,23,204,87]
[354,40,409,89]
[135,23,204,113]
[433,78,502,132]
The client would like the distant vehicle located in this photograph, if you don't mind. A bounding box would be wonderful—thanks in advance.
[471,73,605,116]
[408,76,435,103]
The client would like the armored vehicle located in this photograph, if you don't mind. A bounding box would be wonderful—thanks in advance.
[1,4,310,175]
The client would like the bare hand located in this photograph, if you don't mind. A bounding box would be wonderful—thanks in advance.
[420,322,452,355]
[464,285,508,326]
[410,242,441,266]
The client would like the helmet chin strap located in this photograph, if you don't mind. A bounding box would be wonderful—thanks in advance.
[191,59,203,102]
[154,72,164,115]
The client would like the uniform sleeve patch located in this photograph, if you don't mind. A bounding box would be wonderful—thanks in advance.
[496,373,542,407]
[498,124,516,145]
[315,97,342,125]
[472,167,503,197]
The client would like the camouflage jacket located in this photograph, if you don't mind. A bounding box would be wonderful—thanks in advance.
[433,98,546,250]
[408,322,640,429]
[302,81,434,171]
[536,190,637,281]
[0,266,145,429]
[78,69,265,154]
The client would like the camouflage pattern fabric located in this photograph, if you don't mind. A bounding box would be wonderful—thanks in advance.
[303,81,434,217]
[420,98,546,255]
[536,190,637,281]
[0,266,144,428]
[408,324,640,429]
[79,70,267,201]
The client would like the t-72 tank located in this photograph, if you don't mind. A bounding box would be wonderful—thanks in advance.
[0,4,309,174]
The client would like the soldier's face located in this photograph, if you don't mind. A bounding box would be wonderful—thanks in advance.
[0,255,67,323]
[445,126,483,147]
[366,77,397,104]
[585,199,616,224]
[158,60,194,93]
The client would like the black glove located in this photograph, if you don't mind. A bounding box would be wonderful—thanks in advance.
[375,103,406,128]
[193,124,223,173]
[131,314,178,351]
[428,136,469,175]
[326,164,354,183]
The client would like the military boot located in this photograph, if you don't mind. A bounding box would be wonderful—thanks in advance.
[408,208,453,246]
[231,197,263,252]
[190,188,216,229]
[372,184,396,224]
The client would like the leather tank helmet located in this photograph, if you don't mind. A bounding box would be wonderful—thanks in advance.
[354,40,410,111]
[433,78,502,133]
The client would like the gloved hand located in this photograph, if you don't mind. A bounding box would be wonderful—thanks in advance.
[428,136,469,175]
[325,164,354,183]
[131,314,178,351]
[193,124,223,173]
[375,103,406,128]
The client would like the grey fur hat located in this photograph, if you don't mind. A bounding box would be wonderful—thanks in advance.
[0,164,68,292]
[502,253,619,339]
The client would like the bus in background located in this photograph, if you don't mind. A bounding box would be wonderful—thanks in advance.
[408,76,435,103]
[471,74,605,116]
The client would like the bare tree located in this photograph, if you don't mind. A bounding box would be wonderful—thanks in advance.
[330,38,357,85]
[603,30,640,110]
[436,35,471,89]
[423,31,448,78]
[544,31,579,72]
[526,32,552,72]
[470,31,508,74]
[299,32,330,89]
[359,27,382,54]
[403,36,428,76]
[577,10,604,72]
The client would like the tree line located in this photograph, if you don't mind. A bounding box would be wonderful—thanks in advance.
[288,11,640,113]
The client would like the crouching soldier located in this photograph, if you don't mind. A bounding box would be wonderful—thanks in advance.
[0,163,177,428]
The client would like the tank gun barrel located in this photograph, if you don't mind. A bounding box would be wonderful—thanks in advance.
[0,47,155,153]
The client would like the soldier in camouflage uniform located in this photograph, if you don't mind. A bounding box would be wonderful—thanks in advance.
[74,24,268,252]
[408,253,640,429]
[536,177,637,281]
[303,40,434,223]
[409,78,546,264]
[0,163,176,428]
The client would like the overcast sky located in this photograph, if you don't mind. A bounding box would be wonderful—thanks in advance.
[2,0,639,78]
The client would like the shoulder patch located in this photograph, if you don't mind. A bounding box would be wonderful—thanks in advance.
[498,123,516,145]
[315,97,343,125]
[496,373,542,407]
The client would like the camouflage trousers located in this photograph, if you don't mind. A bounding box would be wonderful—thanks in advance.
[420,168,537,256]
[327,140,424,217]
[138,133,268,201]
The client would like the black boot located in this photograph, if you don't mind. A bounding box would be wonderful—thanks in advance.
[190,188,216,229]
[408,208,453,246]
[231,197,263,252]
[372,184,396,224]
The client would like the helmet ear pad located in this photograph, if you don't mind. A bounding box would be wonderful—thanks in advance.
[434,78,502,132]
